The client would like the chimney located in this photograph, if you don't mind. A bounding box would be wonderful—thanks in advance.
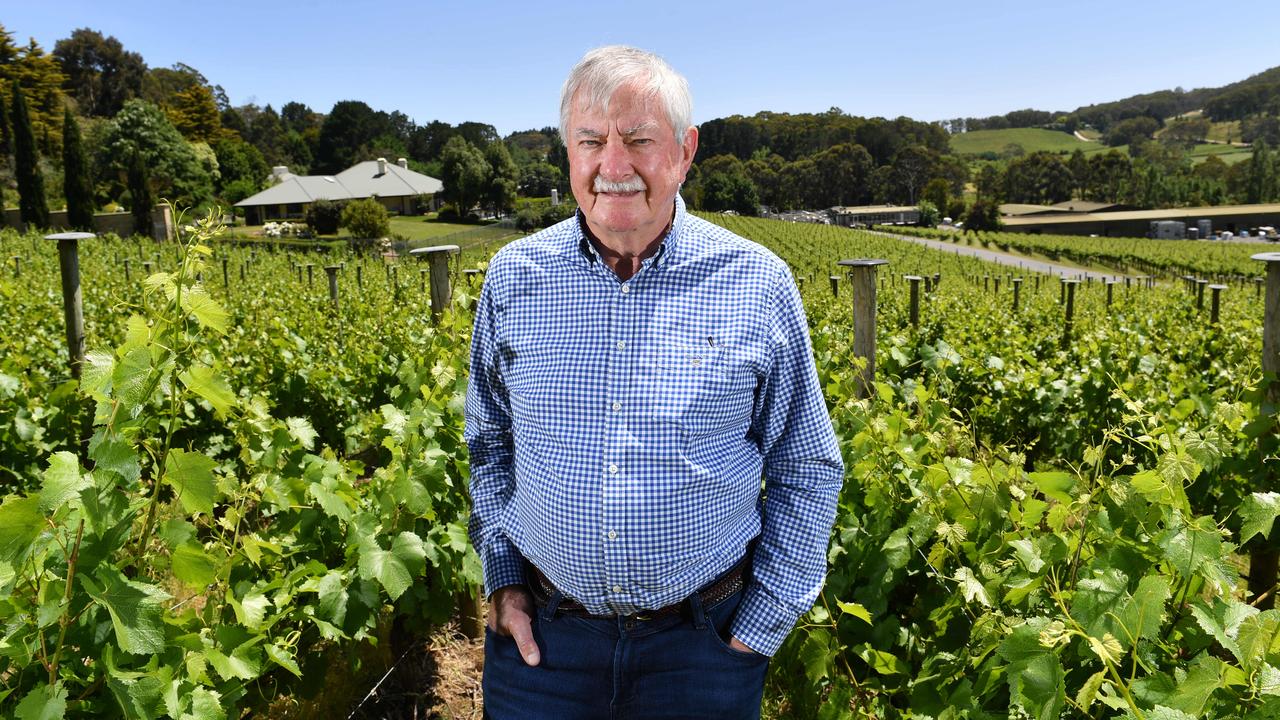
[377,157,387,175]
[397,158,408,169]
[270,165,291,184]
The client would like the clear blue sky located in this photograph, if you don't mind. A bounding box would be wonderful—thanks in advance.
[6,1,1279,136]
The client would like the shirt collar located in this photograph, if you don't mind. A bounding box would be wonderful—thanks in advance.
[573,193,687,269]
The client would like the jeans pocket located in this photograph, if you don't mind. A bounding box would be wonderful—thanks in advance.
[703,596,768,663]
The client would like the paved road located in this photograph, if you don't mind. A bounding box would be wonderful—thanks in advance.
[873,230,1132,282]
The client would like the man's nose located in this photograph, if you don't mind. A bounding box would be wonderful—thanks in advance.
[598,137,632,179]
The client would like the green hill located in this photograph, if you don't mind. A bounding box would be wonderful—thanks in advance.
[948,128,1096,156]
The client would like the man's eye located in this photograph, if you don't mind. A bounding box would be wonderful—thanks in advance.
[581,140,601,148]
[631,138,652,145]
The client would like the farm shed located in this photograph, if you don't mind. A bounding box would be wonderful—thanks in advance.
[831,205,920,227]
[1001,202,1280,237]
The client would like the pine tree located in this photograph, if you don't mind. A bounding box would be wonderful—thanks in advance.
[0,91,8,221]
[128,149,153,237]
[11,81,48,229]
[0,88,10,159]
[62,108,94,230]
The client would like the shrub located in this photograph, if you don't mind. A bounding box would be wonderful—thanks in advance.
[341,198,390,239]
[307,199,345,235]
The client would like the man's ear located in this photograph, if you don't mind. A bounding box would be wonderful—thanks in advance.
[678,126,699,182]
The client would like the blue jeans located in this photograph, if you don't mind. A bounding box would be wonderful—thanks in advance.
[483,588,769,719]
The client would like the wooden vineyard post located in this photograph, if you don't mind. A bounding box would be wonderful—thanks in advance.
[1208,284,1226,325]
[994,277,1001,294]
[1106,281,1114,308]
[47,232,95,379]
[325,265,340,309]
[838,258,888,399]
[357,264,364,291]
[1196,279,1207,310]
[1035,275,1040,291]
[829,275,840,298]
[1061,279,1079,350]
[410,244,460,321]
[10,256,18,278]
[464,268,484,285]
[123,259,131,282]
[1059,277,1066,305]
[905,275,922,328]
[222,257,229,287]
[306,263,315,288]
[142,261,153,274]
[1251,252,1280,609]
[420,268,429,293]
[1012,278,1022,312]
[457,589,484,640]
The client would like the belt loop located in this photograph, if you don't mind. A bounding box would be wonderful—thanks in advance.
[688,591,707,630]
[540,590,563,622]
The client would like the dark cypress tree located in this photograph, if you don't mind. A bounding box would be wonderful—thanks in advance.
[0,92,7,223]
[0,90,10,159]
[63,108,95,231]
[128,149,154,237]
[11,82,49,229]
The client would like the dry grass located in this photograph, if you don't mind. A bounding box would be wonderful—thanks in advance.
[424,622,485,719]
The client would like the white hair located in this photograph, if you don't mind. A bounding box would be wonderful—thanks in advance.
[559,45,693,144]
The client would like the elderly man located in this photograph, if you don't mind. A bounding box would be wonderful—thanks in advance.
[465,45,843,719]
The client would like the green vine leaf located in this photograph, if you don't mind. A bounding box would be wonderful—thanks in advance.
[1239,492,1280,544]
[0,496,46,567]
[86,565,170,655]
[170,542,217,589]
[38,451,89,513]
[286,417,318,450]
[14,682,66,720]
[179,687,226,720]
[179,364,236,417]
[163,449,218,516]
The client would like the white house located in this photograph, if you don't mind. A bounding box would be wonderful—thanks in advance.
[235,158,443,225]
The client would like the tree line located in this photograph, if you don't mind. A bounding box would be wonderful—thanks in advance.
[0,23,567,233]
[3,21,1279,236]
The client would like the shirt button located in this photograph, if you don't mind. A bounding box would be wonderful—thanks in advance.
[608,463,618,474]
[612,585,622,593]
[611,401,622,412]
[620,284,630,294]
[616,340,625,351]
[691,357,703,366]
[608,530,618,540]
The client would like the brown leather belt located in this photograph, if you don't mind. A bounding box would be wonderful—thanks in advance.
[527,556,749,621]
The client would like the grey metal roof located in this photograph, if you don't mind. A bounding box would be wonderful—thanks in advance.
[832,205,919,214]
[235,160,442,207]
[336,161,443,198]
[1003,202,1280,226]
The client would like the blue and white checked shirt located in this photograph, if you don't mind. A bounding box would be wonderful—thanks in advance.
[464,195,844,656]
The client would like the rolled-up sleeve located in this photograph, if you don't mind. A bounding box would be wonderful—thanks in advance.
[732,267,845,656]
[464,269,524,596]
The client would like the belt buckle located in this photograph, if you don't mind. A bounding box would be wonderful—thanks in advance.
[632,612,652,622]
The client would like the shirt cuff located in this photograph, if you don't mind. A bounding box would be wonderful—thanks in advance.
[480,533,525,597]
[729,580,802,657]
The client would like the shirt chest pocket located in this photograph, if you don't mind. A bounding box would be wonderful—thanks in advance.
[644,340,755,437]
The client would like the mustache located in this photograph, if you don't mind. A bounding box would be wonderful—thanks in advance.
[594,175,647,193]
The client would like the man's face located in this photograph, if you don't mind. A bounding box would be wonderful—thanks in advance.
[567,84,697,244]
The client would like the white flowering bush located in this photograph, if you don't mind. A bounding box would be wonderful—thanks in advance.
[262,221,302,238]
